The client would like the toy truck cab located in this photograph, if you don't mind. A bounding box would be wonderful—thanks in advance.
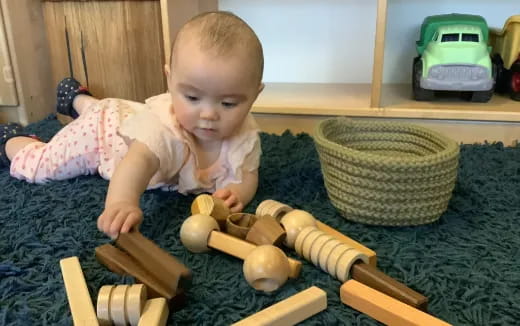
[489,15,520,101]
[413,14,494,102]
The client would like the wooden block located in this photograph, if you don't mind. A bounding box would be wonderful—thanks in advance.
[95,244,172,299]
[231,286,327,326]
[340,280,451,326]
[351,262,428,311]
[245,215,286,246]
[116,231,192,294]
[59,256,100,326]
[207,231,301,279]
[97,285,115,326]
[138,298,169,326]
[191,194,230,228]
[126,284,148,326]
[315,220,377,266]
[226,213,257,239]
[110,285,130,326]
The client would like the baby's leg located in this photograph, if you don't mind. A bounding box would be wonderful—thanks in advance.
[9,119,100,183]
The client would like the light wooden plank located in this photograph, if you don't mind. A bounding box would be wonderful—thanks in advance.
[160,0,218,65]
[0,4,17,106]
[1,0,54,124]
[138,298,169,326]
[341,280,451,326]
[42,1,166,102]
[232,286,327,326]
[370,0,388,108]
[59,256,99,326]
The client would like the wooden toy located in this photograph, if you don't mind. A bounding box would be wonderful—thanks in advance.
[95,231,190,311]
[295,225,427,310]
[110,285,130,325]
[226,213,257,239]
[231,286,327,325]
[97,285,114,326]
[245,215,286,246]
[351,262,428,312]
[191,193,230,228]
[295,226,369,282]
[126,284,148,326]
[138,298,169,326]
[257,199,376,266]
[180,214,301,279]
[242,245,290,292]
[116,231,192,295]
[97,284,147,326]
[255,199,292,221]
[59,256,100,326]
[340,280,450,326]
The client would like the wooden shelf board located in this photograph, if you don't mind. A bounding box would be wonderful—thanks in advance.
[381,84,520,122]
[253,82,373,115]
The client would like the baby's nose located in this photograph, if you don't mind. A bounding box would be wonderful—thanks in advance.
[200,106,218,120]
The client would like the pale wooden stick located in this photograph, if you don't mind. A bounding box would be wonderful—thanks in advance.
[232,286,327,326]
[138,298,169,326]
[340,280,451,326]
[208,231,301,279]
[59,256,100,326]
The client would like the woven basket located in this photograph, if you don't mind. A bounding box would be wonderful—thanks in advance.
[313,117,460,226]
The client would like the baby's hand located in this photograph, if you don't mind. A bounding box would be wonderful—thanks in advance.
[97,202,143,238]
[213,188,244,213]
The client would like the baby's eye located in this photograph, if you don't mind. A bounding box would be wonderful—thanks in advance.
[222,101,237,108]
[184,95,199,102]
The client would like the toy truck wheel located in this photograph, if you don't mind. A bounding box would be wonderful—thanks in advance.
[510,62,520,101]
[469,89,493,103]
[492,54,510,93]
[412,58,435,101]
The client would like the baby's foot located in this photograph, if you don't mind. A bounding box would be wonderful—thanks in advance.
[56,77,92,119]
[0,123,23,168]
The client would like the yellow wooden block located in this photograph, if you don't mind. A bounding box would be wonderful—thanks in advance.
[340,280,451,326]
[138,298,169,326]
[59,256,100,326]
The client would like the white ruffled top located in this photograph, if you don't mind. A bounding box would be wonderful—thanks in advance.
[117,93,261,194]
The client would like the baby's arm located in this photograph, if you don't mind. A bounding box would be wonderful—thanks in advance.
[97,140,159,237]
[213,168,259,213]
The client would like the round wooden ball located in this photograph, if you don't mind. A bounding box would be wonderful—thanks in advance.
[279,209,316,248]
[243,245,290,293]
[180,214,220,253]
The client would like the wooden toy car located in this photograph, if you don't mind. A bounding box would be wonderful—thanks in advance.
[489,15,520,101]
[413,14,495,102]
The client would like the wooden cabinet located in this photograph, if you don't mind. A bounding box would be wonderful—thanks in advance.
[0,0,54,125]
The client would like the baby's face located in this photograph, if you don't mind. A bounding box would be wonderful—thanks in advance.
[167,38,263,143]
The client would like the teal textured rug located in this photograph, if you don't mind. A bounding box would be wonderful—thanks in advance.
[1,115,519,325]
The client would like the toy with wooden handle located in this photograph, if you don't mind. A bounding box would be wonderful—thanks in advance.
[257,199,377,266]
[292,225,428,311]
[180,214,301,280]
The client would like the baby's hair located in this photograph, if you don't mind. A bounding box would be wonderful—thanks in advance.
[170,11,264,84]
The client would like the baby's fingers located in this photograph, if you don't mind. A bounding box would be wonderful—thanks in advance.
[121,212,142,234]
[108,210,129,239]
[213,188,231,200]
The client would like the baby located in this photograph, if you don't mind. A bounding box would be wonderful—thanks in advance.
[0,11,264,238]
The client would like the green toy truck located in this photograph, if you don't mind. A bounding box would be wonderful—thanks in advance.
[413,14,495,102]
[489,15,520,101]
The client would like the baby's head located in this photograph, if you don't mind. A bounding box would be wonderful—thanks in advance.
[165,11,264,143]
